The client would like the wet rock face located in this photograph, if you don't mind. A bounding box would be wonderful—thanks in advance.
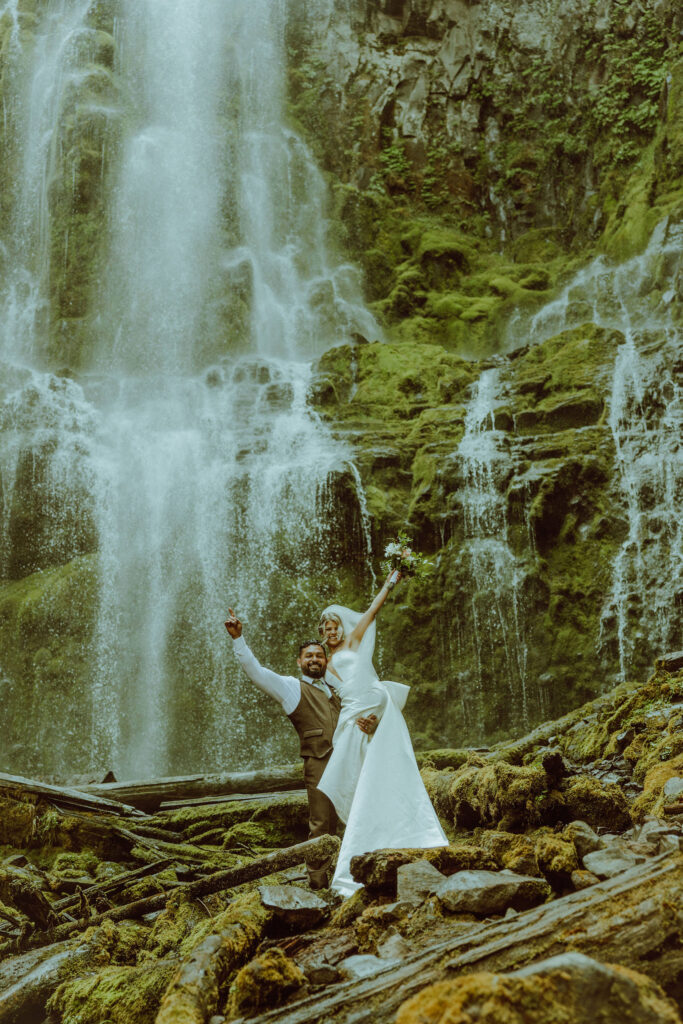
[288,0,678,242]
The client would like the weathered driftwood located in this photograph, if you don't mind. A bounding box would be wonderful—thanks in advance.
[77,764,304,812]
[0,771,145,818]
[160,789,306,811]
[25,834,340,950]
[231,853,683,1024]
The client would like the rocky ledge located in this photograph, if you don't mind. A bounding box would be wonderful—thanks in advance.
[0,658,681,1023]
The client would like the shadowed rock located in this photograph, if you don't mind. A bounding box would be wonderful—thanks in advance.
[436,869,551,915]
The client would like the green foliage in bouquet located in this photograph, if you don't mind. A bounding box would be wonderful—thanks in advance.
[380,531,433,581]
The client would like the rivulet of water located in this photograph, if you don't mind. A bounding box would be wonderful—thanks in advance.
[449,368,531,736]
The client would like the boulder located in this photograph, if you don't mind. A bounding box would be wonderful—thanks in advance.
[350,846,496,894]
[562,775,631,832]
[582,846,643,879]
[225,948,305,1018]
[258,885,328,929]
[395,952,681,1024]
[474,830,540,876]
[396,861,446,903]
[436,869,551,915]
[563,820,605,859]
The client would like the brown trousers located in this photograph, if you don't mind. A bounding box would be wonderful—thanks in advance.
[303,751,338,889]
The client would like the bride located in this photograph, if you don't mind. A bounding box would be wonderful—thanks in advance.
[317,573,448,896]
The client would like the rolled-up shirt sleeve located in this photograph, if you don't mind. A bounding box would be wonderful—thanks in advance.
[232,635,300,715]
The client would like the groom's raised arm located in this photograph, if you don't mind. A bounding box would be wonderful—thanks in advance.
[225,612,300,715]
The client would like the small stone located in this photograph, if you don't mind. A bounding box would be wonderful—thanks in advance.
[662,777,683,801]
[436,870,551,915]
[564,821,605,859]
[259,885,328,928]
[571,869,600,890]
[582,848,642,878]
[396,861,446,902]
[337,954,385,980]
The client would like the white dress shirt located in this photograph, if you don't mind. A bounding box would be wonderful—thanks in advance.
[232,635,334,715]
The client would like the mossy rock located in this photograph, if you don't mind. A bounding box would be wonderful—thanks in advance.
[225,946,305,1019]
[47,960,177,1024]
[562,776,631,833]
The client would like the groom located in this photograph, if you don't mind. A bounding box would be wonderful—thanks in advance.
[224,609,341,889]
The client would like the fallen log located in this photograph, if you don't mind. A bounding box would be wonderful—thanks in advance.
[24,834,340,950]
[155,894,268,1024]
[0,938,99,1024]
[160,789,306,811]
[0,772,145,818]
[76,764,304,812]
[231,853,683,1024]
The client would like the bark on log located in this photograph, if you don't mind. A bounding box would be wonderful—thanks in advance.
[24,834,340,950]
[230,853,683,1024]
[0,772,145,818]
[76,764,304,812]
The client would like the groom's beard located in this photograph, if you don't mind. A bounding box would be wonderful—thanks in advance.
[305,665,326,679]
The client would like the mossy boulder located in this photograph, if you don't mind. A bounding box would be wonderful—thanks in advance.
[47,960,177,1024]
[349,845,497,895]
[563,776,631,833]
[225,947,305,1019]
[439,762,560,832]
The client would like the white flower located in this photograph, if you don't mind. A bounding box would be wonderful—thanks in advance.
[384,542,402,557]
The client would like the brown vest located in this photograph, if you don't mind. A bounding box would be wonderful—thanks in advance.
[288,680,341,759]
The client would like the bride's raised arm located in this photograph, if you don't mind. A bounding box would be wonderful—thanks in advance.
[346,570,400,651]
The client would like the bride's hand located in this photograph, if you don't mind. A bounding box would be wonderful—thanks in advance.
[386,569,402,589]
[356,714,378,735]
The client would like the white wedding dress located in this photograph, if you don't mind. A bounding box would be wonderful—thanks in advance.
[317,605,448,896]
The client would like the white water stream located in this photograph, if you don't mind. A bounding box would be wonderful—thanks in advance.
[509,220,683,682]
[0,0,377,778]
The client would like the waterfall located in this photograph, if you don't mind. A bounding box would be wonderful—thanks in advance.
[0,0,378,779]
[508,219,683,682]
[450,367,531,738]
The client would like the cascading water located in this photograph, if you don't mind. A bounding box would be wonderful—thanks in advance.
[507,219,683,683]
[450,367,532,738]
[0,0,378,779]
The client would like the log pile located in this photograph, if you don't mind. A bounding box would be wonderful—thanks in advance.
[0,660,681,1023]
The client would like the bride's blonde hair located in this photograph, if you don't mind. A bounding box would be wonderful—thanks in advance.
[318,611,344,641]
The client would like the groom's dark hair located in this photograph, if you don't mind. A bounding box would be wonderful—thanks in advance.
[298,640,326,657]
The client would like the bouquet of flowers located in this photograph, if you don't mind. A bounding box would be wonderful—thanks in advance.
[380,531,432,584]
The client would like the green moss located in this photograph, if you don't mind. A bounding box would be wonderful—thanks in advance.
[47,961,176,1024]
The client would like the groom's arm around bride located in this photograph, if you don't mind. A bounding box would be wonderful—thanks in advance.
[224,609,340,889]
